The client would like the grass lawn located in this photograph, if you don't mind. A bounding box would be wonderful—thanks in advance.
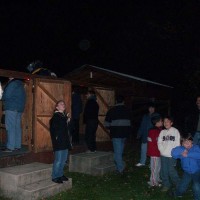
[46,142,193,200]
[0,141,194,200]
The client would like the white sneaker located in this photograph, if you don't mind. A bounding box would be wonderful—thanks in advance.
[135,163,145,167]
[147,181,154,187]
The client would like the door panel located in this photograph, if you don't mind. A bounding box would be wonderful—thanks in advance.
[33,78,71,153]
[94,87,115,141]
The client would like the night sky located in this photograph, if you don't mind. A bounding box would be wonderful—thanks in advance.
[0,1,200,86]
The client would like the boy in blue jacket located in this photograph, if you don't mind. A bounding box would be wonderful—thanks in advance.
[171,134,200,200]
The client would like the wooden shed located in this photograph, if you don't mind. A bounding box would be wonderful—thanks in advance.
[0,69,71,154]
[64,64,173,141]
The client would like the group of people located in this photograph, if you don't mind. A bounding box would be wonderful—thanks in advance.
[50,92,132,183]
[1,75,200,199]
[135,96,200,200]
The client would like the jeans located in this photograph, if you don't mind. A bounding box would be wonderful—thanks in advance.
[160,156,180,188]
[85,119,98,151]
[193,132,200,145]
[139,143,147,165]
[112,138,126,173]
[175,171,200,200]
[52,149,68,179]
[5,110,22,150]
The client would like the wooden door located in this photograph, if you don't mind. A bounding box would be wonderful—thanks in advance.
[94,87,115,141]
[33,78,71,153]
[21,79,33,150]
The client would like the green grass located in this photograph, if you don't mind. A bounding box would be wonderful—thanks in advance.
[0,143,194,200]
[46,144,193,200]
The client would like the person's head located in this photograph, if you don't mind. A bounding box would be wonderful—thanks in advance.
[163,115,174,129]
[148,102,155,114]
[86,90,95,98]
[196,95,200,110]
[151,115,163,128]
[181,134,193,149]
[116,95,124,104]
[55,100,66,112]
[27,60,43,73]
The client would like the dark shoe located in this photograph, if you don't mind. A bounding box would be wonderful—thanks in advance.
[86,150,96,153]
[2,148,13,152]
[168,189,182,198]
[52,178,63,184]
[60,175,69,181]
[14,148,21,151]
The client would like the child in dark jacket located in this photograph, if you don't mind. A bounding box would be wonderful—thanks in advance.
[50,100,71,184]
[147,115,163,187]
[171,134,200,199]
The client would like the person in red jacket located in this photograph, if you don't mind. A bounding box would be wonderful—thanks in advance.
[147,115,163,187]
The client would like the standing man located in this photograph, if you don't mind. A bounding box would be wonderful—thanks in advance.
[104,95,132,174]
[135,103,160,167]
[71,87,82,145]
[184,95,200,145]
[2,78,26,152]
[83,90,99,153]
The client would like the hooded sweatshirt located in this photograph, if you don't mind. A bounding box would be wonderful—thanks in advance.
[171,145,200,174]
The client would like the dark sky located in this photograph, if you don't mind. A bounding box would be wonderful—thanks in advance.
[0,1,200,86]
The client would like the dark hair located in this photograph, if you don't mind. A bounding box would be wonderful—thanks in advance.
[151,115,162,126]
[116,95,124,103]
[163,115,174,123]
[88,90,95,95]
[181,133,193,144]
[148,102,155,108]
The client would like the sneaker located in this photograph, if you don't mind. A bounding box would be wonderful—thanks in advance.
[147,181,154,187]
[52,178,63,184]
[2,148,13,152]
[161,186,169,192]
[60,175,68,181]
[14,148,21,151]
[156,183,162,187]
[135,163,145,167]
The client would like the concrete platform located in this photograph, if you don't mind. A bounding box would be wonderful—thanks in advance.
[0,162,72,200]
[69,151,115,175]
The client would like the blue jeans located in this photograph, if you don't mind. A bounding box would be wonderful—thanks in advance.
[193,132,200,145]
[112,138,126,173]
[176,171,200,200]
[5,110,22,150]
[52,149,68,179]
[139,143,147,165]
[160,156,180,188]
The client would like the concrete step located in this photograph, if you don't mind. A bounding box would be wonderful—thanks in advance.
[0,162,52,189]
[92,162,116,175]
[17,178,72,200]
[0,162,72,200]
[69,151,115,175]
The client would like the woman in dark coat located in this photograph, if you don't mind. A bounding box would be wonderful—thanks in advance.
[50,100,71,183]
